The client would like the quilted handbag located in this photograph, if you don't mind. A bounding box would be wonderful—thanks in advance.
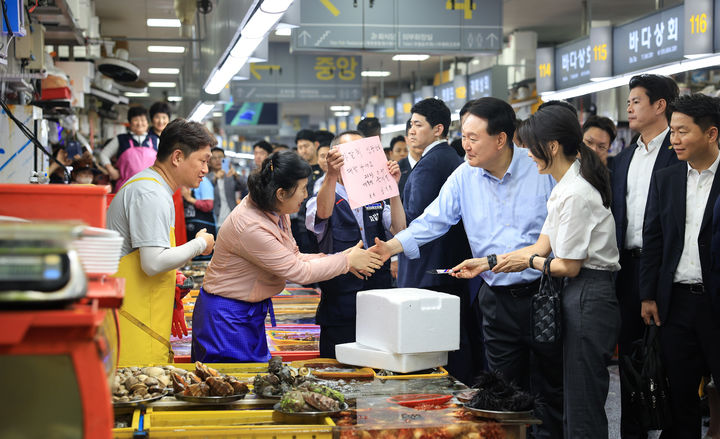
[532,257,562,343]
[619,324,672,430]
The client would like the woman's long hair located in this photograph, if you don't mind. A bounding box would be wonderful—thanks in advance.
[518,105,611,207]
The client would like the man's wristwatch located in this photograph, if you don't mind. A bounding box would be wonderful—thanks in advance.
[487,254,498,270]
[529,253,540,270]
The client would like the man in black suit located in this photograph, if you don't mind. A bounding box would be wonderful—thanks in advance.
[397,120,419,200]
[398,98,475,384]
[640,93,720,438]
[609,74,679,439]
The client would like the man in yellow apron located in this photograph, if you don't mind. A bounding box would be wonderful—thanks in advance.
[107,119,217,365]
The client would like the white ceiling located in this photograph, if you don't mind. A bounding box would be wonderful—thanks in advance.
[92,0,683,120]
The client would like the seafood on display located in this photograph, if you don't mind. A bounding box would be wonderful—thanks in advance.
[172,361,249,397]
[112,366,183,403]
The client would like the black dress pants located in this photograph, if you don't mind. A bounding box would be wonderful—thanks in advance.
[659,285,720,439]
[479,282,563,439]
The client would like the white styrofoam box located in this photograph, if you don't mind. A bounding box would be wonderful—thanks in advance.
[356,288,459,354]
[336,342,448,373]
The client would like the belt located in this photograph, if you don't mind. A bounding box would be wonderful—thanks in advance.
[622,248,643,258]
[672,283,705,295]
[489,280,540,298]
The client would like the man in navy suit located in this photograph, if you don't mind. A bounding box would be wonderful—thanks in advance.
[397,98,475,384]
[610,74,679,439]
[640,93,720,438]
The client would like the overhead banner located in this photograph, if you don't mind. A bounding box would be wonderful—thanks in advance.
[292,0,501,53]
[590,26,613,79]
[555,37,592,89]
[684,0,713,56]
[613,5,684,75]
[468,66,508,100]
[231,42,361,102]
[536,47,555,94]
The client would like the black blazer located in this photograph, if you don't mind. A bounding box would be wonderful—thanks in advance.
[639,162,720,322]
[610,131,678,249]
[397,157,412,201]
[398,142,471,290]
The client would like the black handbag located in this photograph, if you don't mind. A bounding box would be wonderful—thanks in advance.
[532,257,562,343]
[619,324,672,430]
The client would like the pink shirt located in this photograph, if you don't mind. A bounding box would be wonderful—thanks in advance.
[203,196,349,302]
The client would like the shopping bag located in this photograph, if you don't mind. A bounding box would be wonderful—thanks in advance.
[532,257,562,343]
[619,324,672,430]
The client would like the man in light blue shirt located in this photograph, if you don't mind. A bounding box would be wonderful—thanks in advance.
[371,97,561,439]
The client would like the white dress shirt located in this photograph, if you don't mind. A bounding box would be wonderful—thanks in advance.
[674,151,720,284]
[408,153,418,169]
[625,127,670,249]
[421,140,443,158]
[542,160,620,271]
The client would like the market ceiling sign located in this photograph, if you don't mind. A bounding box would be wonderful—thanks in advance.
[291,0,502,53]
[554,37,592,89]
[467,66,508,100]
[231,42,361,102]
[613,5,684,75]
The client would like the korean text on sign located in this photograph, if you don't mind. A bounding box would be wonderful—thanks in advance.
[338,136,399,210]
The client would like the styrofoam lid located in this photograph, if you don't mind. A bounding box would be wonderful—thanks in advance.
[358,288,457,304]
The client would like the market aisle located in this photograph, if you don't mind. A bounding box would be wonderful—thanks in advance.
[604,365,709,438]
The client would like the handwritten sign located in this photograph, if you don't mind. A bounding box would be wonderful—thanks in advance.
[338,136,399,209]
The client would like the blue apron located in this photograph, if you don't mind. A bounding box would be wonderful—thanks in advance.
[191,287,275,363]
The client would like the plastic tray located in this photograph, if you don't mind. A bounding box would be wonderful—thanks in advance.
[126,407,335,438]
[290,359,375,379]
[373,366,449,380]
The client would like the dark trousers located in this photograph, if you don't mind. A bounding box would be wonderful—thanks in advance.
[319,323,355,359]
[616,250,649,438]
[427,282,483,385]
[479,281,563,439]
[659,285,720,439]
[562,268,620,439]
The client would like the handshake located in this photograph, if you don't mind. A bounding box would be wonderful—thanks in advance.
[343,238,395,280]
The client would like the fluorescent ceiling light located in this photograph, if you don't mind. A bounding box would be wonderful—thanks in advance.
[212,112,223,117]
[148,82,176,88]
[148,67,180,75]
[205,55,249,94]
[124,92,149,97]
[361,71,391,77]
[380,123,406,134]
[147,45,185,53]
[275,27,291,36]
[230,37,263,59]
[392,54,430,61]
[188,101,215,122]
[167,96,182,102]
[260,0,294,14]
[242,5,288,39]
[147,18,181,27]
[224,150,254,160]
[541,54,720,101]
[334,111,350,117]
[330,105,351,111]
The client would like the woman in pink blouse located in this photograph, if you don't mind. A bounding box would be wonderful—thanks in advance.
[191,151,383,363]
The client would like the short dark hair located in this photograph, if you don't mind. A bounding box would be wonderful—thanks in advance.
[390,135,406,149]
[331,130,364,147]
[247,151,311,212]
[211,146,224,155]
[459,99,478,119]
[295,129,316,144]
[411,98,451,138]
[629,74,679,121]
[314,130,335,147]
[582,116,617,144]
[156,118,217,162]
[449,138,464,157]
[357,117,381,137]
[537,100,578,117]
[670,93,720,133]
[253,140,273,155]
[149,101,171,120]
[519,105,611,207]
[127,106,148,123]
[465,97,517,145]
[405,118,412,135]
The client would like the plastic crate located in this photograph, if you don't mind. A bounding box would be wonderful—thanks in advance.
[0,183,110,227]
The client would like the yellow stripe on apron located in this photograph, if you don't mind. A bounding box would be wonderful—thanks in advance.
[114,176,176,365]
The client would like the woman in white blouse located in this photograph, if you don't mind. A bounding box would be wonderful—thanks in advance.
[453,104,621,439]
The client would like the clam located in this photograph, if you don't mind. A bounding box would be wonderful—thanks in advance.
[143,367,165,378]
[129,382,147,394]
[157,375,171,388]
[144,377,159,387]
[124,376,140,389]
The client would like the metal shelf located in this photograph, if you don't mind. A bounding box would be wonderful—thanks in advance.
[33,0,84,45]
